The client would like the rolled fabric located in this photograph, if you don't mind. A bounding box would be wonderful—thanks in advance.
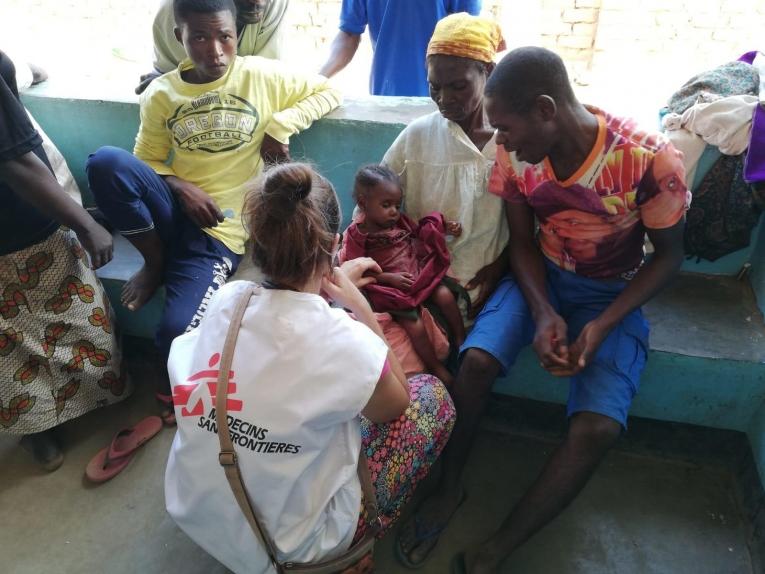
[427,12,505,64]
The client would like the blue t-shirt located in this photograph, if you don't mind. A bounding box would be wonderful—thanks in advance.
[339,0,481,96]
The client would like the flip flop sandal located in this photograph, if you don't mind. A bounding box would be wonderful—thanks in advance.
[155,392,176,426]
[395,489,468,569]
[85,416,163,483]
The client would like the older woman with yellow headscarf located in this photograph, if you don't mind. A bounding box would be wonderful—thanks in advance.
[384,12,508,569]
[383,13,508,322]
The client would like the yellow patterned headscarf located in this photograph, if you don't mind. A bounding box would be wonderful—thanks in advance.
[427,12,506,64]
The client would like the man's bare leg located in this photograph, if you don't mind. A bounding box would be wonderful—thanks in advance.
[464,412,621,573]
[398,348,500,563]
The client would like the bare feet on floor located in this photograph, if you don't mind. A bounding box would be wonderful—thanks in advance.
[121,264,162,311]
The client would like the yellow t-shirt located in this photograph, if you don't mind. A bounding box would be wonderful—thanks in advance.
[134,56,342,254]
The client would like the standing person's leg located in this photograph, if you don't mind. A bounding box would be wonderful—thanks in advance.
[86,146,177,311]
[463,270,649,573]
[396,276,536,567]
[354,373,456,539]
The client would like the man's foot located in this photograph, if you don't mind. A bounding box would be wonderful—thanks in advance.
[121,264,162,311]
[20,429,64,471]
[396,486,466,568]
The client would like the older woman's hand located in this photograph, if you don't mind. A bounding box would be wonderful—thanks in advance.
[339,257,382,289]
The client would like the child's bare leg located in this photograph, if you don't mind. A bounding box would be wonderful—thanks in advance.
[431,285,466,347]
[122,230,164,311]
[398,314,454,386]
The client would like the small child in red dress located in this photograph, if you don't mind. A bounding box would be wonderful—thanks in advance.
[339,164,465,386]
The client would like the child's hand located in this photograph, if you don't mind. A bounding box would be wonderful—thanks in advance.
[446,221,462,237]
[378,272,415,292]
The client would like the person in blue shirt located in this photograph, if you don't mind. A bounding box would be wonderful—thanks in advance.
[319,0,481,96]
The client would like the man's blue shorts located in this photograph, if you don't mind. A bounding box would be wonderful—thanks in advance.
[461,260,649,428]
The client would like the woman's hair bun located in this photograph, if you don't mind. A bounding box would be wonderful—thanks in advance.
[262,163,314,221]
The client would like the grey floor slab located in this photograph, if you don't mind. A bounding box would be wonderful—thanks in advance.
[1,376,754,574]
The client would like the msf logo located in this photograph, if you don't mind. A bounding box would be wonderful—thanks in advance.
[172,353,242,417]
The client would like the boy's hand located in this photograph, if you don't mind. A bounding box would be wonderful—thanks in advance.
[165,176,224,228]
[261,134,291,164]
[377,272,415,291]
[446,221,462,237]
[532,310,570,376]
[76,221,114,269]
[135,71,161,95]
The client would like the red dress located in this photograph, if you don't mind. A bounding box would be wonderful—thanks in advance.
[339,212,451,312]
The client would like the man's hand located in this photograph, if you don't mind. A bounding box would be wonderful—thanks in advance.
[446,220,462,237]
[466,253,507,318]
[567,319,609,374]
[260,134,290,165]
[378,272,415,291]
[165,176,224,228]
[135,71,161,95]
[339,257,382,289]
[76,222,114,269]
[532,310,570,376]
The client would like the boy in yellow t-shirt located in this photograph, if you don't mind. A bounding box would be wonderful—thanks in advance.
[86,0,341,423]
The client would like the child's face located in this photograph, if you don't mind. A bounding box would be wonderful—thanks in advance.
[361,180,402,229]
[175,10,237,83]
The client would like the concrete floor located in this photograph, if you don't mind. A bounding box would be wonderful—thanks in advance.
[1,362,755,574]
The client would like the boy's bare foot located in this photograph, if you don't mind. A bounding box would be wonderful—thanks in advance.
[121,264,162,311]
[396,485,466,567]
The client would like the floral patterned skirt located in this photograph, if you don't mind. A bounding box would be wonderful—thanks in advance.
[354,373,456,539]
[0,228,131,435]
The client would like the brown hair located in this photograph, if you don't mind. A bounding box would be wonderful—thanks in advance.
[245,162,341,288]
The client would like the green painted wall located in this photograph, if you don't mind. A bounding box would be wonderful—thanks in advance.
[749,402,765,490]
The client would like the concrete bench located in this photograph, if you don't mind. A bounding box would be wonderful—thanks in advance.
[21,84,765,490]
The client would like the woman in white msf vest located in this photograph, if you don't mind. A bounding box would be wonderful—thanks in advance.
[165,162,456,574]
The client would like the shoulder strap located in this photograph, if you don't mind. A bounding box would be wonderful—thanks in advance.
[216,283,382,574]
[215,284,285,572]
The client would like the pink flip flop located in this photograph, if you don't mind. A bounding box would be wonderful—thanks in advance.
[85,416,163,483]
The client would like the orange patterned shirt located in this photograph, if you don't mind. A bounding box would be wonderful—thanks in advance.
[489,108,690,279]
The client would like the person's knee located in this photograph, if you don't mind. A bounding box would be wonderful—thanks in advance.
[86,146,127,181]
[432,284,454,306]
[456,348,501,394]
[566,412,621,455]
